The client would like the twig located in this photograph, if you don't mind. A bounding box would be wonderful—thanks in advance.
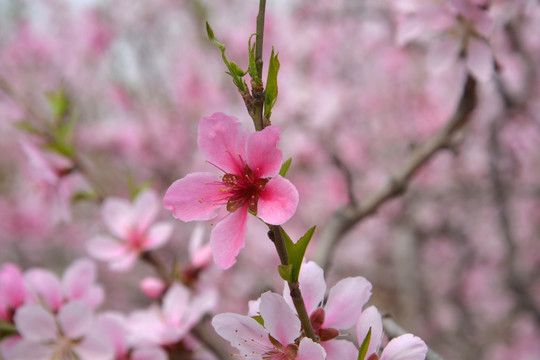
[382,313,445,360]
[269,225,318,341]
[313,75,477,270]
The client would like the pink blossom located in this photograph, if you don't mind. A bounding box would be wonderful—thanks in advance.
[24,258,104,312]
[212,292,326,360]
[8,300,114,360]
[356,306,428,360]
[282,261,372,360]
[87,189,173,271]
[0,263,25,322]
[163,112,299,269]
[128,283,216,347]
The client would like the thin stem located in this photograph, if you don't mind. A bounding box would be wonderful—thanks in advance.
[269,225,318,341]
[255,0,266,83]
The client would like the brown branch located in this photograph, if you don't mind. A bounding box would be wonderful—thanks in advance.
[382,313,445,360]
[313,75,477,269]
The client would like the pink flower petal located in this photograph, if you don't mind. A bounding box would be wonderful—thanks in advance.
[163,172,225,222]
[14,305,56,342]
[144,222,173,250]
[259,292,300,346]
[75,328,115,360]
[426,35,461,74]
[211,313,271,356]
[198,112,248,175]
[108,252,138,272]
[140,277,166,299]
[58,301,92,339]
[0,263,25,308]
[183,289,217,332]
[323,276,372,329]
[466,37,494,82]
[102,198,132,239]
[86,235,126,261]
[380,334,428,360]
[283,261,326,315]
[246,125,283,178]
[296,338,326,360]
[24,269,62,311]
[321,339,358,360]
[94,312,128,357]
[133,190,159,233]
[298,262,326,315]
[356,306,384,357]
[210,205,249,269]
[7,340,54,360]
[62,258,96,301]
[162,283,189,326]
[257,176,299,225]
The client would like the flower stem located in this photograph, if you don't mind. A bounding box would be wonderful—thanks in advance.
[270,225,318,342]
[141,251,173,285]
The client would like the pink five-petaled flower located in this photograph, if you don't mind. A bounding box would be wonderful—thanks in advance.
[87,189,173,271]
[212,292,326,360]
[163,112,299,269]
[356,306,428,360]
[282,261,373,360]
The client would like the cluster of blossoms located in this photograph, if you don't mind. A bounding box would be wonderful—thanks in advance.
[0,259,216,360]
[212,261,428,360]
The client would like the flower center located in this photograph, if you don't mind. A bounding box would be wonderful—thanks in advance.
[263,335,298,360]
[222,164,268,214]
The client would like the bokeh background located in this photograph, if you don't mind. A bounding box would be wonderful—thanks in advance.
[1,1,540,359]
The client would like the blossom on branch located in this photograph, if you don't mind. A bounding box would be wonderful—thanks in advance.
[356,306,428,360]
[163,112,299,269]
[212,292,326,360]
[87,189,173,271]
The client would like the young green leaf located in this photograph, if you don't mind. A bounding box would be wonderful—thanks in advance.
[206,22,249,93]
[289,226,316,282]
[278,264,293,282]
[279,226,316,283]
[252,315,264,326]
[264,48,280,120]
[279,157,292,177]
[14,121,41,135]
[247,34,261,86]
[46,88,70,120]
[357,328,372,360]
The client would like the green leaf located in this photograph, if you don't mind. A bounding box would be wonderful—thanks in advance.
[14,121,41,135]
[279,226,316,283]
[279,157,292,177]
[46,88,70,119]
[252,315,264,326]
[206,22,248,93]
[71,191,97,203]
[0,321,18,340]
[357,328,372,360]
[206,22,225,51]
[45,140,75,158]
[264,48,280,120]
[278,264,293,282]
[288,226,316,282]
[247,34,261,86]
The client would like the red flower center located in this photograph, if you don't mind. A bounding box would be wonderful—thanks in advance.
[222,164,268,214]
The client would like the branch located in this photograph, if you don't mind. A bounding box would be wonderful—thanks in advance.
[382,314,445,360]
[313,75,477,269]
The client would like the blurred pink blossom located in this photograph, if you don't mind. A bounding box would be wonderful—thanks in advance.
[8,300,114,360]
[128,283,216,347]
[163,112,299,269]
[0,263,25,322]
[87,189,173,271]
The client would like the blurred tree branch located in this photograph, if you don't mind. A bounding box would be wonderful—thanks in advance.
[313,75,478,270]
